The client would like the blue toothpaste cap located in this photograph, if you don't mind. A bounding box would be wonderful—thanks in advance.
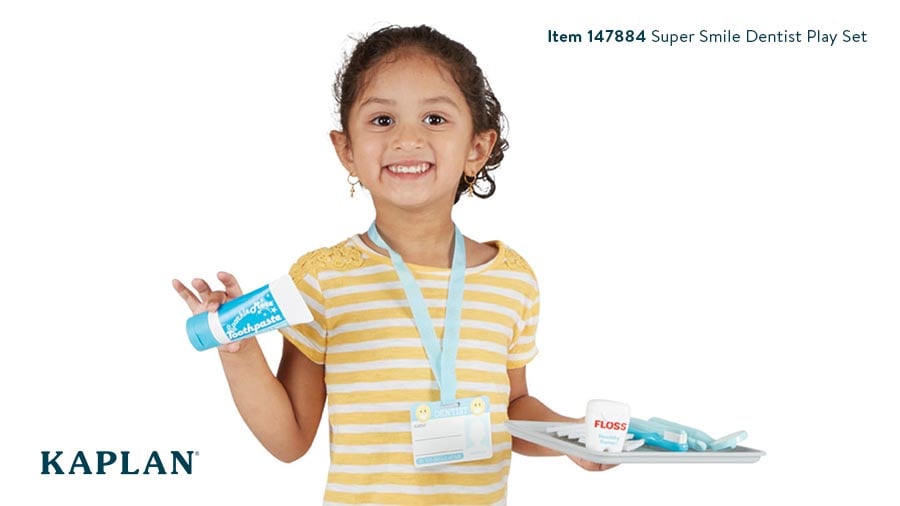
[186,313,217,351]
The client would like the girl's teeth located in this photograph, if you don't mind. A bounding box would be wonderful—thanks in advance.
[387,163,430,174]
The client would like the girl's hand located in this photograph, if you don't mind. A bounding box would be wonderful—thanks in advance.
[568,455,619,472]
[568,416,618,471]
[171,271,246,353]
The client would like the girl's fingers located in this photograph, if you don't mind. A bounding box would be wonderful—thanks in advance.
[218,271,244,298]
[191,278,213,299]
[568,455,618,472]
[205,291,226,312]
[219,341,242,353]
[189,277,227,312]
[172,279,202,312]
[177,274,241,314]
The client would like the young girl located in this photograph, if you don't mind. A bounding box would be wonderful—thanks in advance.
[173,24,611,505]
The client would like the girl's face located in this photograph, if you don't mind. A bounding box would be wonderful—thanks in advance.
[331,51,496,213]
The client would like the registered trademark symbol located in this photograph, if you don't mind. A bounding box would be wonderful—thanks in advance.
[195,451,200,457]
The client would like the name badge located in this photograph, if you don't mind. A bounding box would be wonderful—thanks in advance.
[410,396,493,467]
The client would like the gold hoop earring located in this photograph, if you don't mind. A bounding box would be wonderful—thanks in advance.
[464,174,476,197]
[347,174,360,198]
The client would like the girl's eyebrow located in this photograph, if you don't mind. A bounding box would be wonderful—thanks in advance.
[357,96,461,110]
[421,96,461,110]
[358,97,394,108]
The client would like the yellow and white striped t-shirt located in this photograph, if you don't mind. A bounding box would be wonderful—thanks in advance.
[280,235,540,505]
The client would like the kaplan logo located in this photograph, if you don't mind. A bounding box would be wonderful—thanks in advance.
[41,450,195,475]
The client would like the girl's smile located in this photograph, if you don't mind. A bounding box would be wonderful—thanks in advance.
[384,161,433,175]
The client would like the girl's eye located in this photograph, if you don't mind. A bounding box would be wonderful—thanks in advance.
[372,116,393,127]
[424,114,446,126]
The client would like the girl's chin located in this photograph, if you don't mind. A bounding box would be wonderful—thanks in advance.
[371,190,457,211]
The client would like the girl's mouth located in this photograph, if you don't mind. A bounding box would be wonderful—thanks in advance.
[384,162,433,175]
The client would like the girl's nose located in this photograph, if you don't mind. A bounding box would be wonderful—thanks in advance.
[391,123,424,150]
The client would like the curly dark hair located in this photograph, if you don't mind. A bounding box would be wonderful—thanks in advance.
[333,25,509,203]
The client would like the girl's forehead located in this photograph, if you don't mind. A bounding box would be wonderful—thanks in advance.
[357,50,460,101]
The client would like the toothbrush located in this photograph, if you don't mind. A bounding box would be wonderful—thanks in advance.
[649,417,747,451]
[627,418,689,452]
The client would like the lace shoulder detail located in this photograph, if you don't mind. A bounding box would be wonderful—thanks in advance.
[501,246,532,273]
[290,242,364,277]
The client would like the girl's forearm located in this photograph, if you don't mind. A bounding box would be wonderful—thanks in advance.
[508,395,579,456]
[217,338,313,462]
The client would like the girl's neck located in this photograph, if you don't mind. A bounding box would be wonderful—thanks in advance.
[369,208,457,268]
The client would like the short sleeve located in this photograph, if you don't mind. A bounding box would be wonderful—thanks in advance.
[278,249,329,365]
[507,295,539,368]
[504,248,540,369]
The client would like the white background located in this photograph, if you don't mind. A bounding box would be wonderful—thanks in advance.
[2,1,897,504]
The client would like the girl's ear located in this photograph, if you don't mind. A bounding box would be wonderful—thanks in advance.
[465,130,498,177]
[330,130,355,173]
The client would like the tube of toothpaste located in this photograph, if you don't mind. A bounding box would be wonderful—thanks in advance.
[185,276,313,351]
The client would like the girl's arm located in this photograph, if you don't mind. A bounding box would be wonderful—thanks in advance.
[507,366,615,471]
[173,273,326,463]
[507,366,576,457]
[218,337,325,462]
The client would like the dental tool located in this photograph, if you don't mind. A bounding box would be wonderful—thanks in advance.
[648,417,747,451]
[627,417,689,452]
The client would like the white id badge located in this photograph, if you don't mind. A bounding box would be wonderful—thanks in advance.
[410,396,493,467]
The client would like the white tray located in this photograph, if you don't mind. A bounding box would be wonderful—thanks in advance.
[507,421,766,464]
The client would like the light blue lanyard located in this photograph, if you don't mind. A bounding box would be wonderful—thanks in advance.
[367,222,466,402]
